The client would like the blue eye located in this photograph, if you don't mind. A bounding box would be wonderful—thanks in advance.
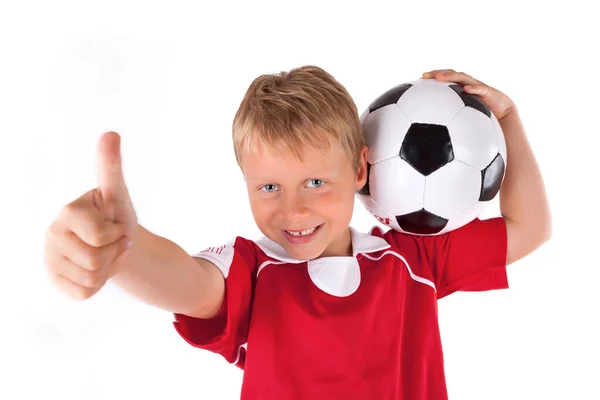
[307,179,325,188]
[261,184,278,192]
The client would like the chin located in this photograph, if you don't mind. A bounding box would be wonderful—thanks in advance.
[283,243,323,261]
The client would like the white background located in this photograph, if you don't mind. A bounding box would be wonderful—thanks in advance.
[1,0,598,399]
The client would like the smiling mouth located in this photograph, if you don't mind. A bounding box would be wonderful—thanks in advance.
[285,224,323,237]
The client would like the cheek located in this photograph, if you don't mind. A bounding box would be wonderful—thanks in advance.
[316,188,355,217]
[248,196,276,224]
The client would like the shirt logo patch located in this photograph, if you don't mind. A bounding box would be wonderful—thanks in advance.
[192,243,235,278]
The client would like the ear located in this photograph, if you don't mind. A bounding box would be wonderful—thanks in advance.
[354,146,369,191]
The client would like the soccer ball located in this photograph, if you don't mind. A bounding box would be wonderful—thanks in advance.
[357,78,507,235]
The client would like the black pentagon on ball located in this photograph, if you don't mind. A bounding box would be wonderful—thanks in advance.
[479,153,506,201]
[396,209,448,235]
[400,123,454,176]
[357,162,372,195]
[449,84,492,118]
[368,83,413,113]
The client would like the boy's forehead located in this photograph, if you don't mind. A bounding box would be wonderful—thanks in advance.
[241,140,346,180]
[244,137,325,163]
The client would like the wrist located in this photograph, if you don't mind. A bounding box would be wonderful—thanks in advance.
[498,106,519,125]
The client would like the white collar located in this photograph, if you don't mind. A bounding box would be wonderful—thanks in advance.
[255,226,391,263]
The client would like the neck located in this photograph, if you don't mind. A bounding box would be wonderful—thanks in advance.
[320,227,352,258]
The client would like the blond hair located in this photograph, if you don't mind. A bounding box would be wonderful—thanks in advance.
[232,65,365,172]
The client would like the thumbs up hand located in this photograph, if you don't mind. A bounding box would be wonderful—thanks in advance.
[44,132,139,300]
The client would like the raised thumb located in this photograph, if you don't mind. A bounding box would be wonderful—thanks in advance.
[97,132,131,221]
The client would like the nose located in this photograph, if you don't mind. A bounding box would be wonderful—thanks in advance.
[283,193,310,224]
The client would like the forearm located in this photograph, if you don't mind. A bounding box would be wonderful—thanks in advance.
[109,224,209,315]
[499,109,552,237]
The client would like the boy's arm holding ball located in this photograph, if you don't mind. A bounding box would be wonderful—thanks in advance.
[423,70,552,265]
[44,132,225,319]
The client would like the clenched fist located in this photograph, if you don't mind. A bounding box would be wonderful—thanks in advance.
[45,132,139,300]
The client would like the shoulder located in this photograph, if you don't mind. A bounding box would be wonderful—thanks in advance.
[359,225,435,268]
[367,224,431,254]
[190,235,268,278]
[372,217,506,249]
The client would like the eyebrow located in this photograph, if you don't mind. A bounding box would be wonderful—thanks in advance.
[245,170,336,182]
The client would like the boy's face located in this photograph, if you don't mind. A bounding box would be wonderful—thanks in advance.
[242,138,368,260]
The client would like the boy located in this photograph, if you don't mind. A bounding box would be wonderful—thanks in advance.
[44,66,552,399]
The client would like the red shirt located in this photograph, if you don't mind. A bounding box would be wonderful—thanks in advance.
[173,217,508,399]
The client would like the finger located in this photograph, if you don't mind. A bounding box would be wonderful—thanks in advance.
[57,229,131,272]
[97,132,131,217]
[464,84,493,102]
[423,70,480,86]
[422,69,455,78]
[464,84,486,95]
[47,271,102,300]
[58,194,127,247]
[51,254,109,288]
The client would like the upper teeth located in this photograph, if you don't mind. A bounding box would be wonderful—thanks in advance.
[287,226,318,236]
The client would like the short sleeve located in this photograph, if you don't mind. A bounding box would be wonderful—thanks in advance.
[429,217,508,299]
[172,237,257,369]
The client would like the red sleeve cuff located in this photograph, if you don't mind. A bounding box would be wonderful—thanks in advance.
[436,217,509,299]
[172,285,230,352]
[172,311,228,352]
[460,265,509,292]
